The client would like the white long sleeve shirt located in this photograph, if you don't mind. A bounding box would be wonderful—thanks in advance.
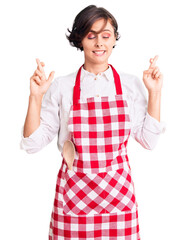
[20,65,165,154]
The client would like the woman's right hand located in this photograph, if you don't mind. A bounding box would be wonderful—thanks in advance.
[30,58,55,97]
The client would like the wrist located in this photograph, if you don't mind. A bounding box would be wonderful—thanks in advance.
[148,90,161,97]
[147,91,161,122]
[29,94,43,104]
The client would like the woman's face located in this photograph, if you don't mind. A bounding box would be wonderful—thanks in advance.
[81,18,116,66]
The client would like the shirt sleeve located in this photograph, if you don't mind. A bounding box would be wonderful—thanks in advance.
[20,78,60,154]
[129,76,166,150]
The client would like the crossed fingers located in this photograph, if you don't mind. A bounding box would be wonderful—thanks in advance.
[31,58,46,85]
[147,55,161,79]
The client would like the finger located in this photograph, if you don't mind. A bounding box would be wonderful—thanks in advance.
[35,69,46,81]
[143,70,151,79]
[155,71,161,79]
[143,70,149,74]
[30,73,36,79]
[39,62,45,70]
[152,68,161,79]
[152,55,159,65]
[144,69,153,75]
[32,76,42,85]
[47,71,55,83]
[32,62,46,78]
[152,66,159,76]
[149,55,159,70]
[35,69,43,78]
[36,58,44,72]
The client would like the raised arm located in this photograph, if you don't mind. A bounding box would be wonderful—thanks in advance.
[23,59,55,137]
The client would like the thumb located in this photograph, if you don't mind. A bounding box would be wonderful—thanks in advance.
[143,70,150,75]
[47,71,55,83]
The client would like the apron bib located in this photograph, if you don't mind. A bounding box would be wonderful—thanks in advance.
[49,65,140,239]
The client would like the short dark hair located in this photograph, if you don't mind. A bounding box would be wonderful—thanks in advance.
[66,5,120,51]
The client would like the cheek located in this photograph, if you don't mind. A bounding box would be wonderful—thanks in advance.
[106,38,116,49]
[81,41,93,51]
[111,38,116,47]
[107,42,115,51]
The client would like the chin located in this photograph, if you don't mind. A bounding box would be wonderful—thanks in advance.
[92,57,109,65]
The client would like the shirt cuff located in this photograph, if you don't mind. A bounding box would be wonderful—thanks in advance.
[144,112,166,134]
[20,125,43,152]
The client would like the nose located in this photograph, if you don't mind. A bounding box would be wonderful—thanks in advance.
[96,43,103,47]
[95,36,103,47]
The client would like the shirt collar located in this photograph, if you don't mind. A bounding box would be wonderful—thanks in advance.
[81,65,114,81]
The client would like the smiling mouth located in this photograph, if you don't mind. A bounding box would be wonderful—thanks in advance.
[92,50,106,56]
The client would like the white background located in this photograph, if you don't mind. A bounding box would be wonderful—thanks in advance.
[0,0,186,239]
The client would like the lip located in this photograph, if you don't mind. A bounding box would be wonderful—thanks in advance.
[92,50,106,56]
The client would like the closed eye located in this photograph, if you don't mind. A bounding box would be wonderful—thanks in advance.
[87,32,111,39]
[102,33,111,38]
[87,33,96,39]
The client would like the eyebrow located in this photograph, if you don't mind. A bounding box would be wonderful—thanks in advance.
[89,29,112,33]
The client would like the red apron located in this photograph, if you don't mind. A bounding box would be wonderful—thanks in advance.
[49,65,140,239]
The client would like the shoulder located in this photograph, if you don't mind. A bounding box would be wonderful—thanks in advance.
[43,70,77,102]
[51,70,78,95]
[117,69,146,99]
[54,70,77,89]
[49,70,78,104]
[117,70,141,88]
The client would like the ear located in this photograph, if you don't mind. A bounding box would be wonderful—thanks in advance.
[79,42,84,51]
[113,38,116,48]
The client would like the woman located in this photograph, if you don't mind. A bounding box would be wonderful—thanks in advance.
[21,5,165,239]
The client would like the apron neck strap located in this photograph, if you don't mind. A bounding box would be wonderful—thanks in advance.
[109,64,122,95]
[73,64,122,105]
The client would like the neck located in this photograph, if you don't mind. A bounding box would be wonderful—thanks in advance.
[83,62,109,75]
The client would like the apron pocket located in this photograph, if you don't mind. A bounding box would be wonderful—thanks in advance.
[62,168,137,216]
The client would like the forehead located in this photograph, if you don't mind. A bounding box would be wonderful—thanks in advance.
[90,18,114,33]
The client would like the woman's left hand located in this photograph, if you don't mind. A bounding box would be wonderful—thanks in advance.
[143,55,163,93]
